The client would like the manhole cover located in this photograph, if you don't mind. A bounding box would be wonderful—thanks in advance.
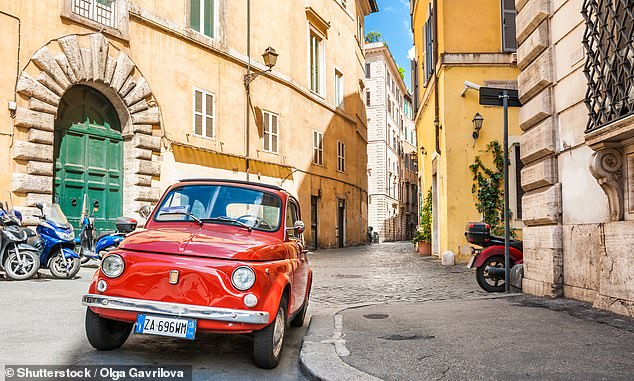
[380,334,435,341]
[363,314,389,319]
[335,274,363,279]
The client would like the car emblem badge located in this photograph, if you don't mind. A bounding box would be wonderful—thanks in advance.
[169,270,179,285]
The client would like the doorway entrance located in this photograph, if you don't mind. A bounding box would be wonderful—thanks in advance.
[53,85,123,232]
[310,196,319,250]
[337,198,346,248]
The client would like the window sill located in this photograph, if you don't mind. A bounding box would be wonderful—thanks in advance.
[585,114,634,150]
[60,9,129,41]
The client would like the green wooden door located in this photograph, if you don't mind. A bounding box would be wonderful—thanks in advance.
[53,85,123,232]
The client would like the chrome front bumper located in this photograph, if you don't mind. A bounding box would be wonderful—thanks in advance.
[82,294,269,325]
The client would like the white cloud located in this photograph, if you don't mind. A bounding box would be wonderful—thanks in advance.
[402,20,413,41]
[407,46,415,60]
[384,6,396,13]
[399,0,410,9]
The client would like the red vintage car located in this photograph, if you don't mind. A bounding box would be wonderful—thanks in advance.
[82,179,312,368]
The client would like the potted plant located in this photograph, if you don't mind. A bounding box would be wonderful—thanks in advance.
[412,188,432,255]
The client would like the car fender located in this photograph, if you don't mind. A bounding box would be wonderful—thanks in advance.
[473,246,522,269]
[259,268,292,325]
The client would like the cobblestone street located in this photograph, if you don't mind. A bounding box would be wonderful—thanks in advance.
[307,241,488,313]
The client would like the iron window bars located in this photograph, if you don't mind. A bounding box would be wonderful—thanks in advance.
[582,0,634,133]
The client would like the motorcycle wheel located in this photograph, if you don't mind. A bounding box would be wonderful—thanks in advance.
[49,251,81,279]
[3,249,40,280]
[476,255,507,293]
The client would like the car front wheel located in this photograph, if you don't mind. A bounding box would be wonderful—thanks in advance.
[85,307,132,351]
[253,297,287,369]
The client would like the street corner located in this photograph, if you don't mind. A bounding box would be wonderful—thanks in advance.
[300,315,383,381]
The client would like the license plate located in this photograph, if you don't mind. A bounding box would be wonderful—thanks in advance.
[467,255,476,269]
[135,314,197,339]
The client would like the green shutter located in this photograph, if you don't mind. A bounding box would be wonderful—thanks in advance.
[190,0,200,31]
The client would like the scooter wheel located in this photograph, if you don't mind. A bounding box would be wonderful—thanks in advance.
[476,255,508,293]
[3,250,40,281]
[49,251,81,279]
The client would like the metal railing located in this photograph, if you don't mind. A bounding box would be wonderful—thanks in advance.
[582,0,634,132]
[72,0,117,28]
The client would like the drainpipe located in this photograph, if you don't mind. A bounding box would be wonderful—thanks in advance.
[0,10,21,104]
[245,0,251,181]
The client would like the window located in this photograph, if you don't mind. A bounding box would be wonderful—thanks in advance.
[310,30,324,95]
[335,70,344,108]
[357,16,363,45]
[193,88,215,138]
[72,0,117,28]
[337,141,345,172]
[190,0,216,38]
[365,63,371,78]
[501,0,517,51]
[313,130,323,165]
[341,0,347,9]
[286,201,300,239]
[263,111,279,153]
[366,90,371,106]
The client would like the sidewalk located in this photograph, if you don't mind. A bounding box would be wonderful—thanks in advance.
[301,276,634,380]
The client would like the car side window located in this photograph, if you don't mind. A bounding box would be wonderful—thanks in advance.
[286,202,299,239]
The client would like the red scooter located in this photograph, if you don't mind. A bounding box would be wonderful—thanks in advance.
[465,222,523,292]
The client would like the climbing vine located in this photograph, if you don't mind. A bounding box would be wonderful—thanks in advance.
[469,141,514,237]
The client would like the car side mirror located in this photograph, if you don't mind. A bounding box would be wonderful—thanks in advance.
[294,221,305,235]
[138,204,153,219]
[35,203,43,211]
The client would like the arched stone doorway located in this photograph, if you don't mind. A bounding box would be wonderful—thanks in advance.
[11,33,162,225]
[54,85,123,231]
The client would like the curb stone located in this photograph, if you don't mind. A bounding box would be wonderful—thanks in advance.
[299,315,383,381]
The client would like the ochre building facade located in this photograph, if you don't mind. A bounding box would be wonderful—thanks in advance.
[0,0,378,248]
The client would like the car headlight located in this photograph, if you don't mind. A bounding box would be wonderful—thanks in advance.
[101,254,125,278]
[231,266,256,291]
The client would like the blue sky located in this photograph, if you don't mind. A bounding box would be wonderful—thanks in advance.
[365,0,414,91]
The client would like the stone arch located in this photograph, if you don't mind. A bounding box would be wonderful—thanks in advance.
[11,33,162,222]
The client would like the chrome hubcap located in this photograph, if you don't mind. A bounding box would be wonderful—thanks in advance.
[272,307,285,357]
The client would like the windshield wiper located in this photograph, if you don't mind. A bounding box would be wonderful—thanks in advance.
[158,211,202,225]
[202,216,252,232]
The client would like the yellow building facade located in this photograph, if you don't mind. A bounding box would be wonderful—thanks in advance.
[0,0,377,248]
[411,0,522,262]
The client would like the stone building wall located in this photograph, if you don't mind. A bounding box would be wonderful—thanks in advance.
[516,0,633,316]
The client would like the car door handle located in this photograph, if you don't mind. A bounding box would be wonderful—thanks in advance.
[299,249,308,262]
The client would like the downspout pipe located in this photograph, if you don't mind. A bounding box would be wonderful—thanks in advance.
[0,10,21,104]
[245,0,251,181]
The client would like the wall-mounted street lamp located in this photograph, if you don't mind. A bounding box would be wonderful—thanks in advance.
[420,146,427,155]
[472,112,484,139]
[244,47,279,86]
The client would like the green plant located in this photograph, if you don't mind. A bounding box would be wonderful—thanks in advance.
[469,141,515,237]
[412,187,433,244]
[365,31,383,43]
[398,66,405,80]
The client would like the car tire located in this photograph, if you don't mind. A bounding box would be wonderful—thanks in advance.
[85,307,132,351]
[253,296,287,369]
[290,283,311,328]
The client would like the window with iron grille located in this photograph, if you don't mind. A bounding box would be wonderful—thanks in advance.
[72,0,117,28]
[582,0,634,132]
[313,130,323,165]
[193,88,215,138]
[337,141,345,172]
[263,111,279,153]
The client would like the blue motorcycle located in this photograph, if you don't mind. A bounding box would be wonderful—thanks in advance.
[31,203,81,278]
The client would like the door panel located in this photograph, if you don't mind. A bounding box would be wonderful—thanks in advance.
[53,85,123,233]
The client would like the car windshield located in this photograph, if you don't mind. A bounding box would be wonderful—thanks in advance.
[155,185,282,232]
[43,203,70,227]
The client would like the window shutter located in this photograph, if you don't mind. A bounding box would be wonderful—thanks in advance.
[502,0,517,51]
